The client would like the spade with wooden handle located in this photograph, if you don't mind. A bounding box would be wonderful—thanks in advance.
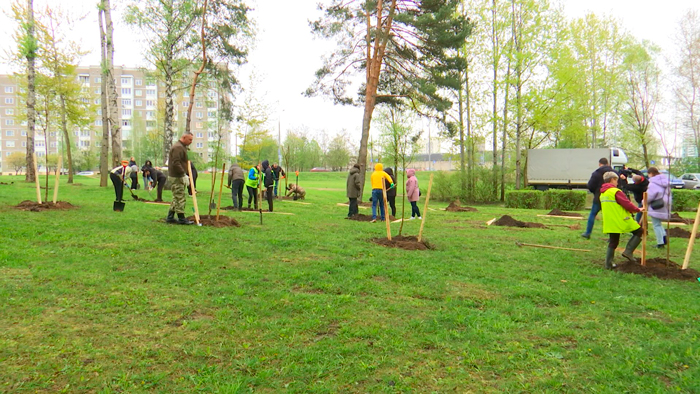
[515,241,592,252]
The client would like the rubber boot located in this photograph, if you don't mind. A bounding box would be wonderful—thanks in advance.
[605,247,616,270]
[166,210,177,223]
[177,213,194,225]
[621,235,642,262]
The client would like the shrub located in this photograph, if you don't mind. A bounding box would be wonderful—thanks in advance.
[505,190,542,209]
[429,171,458,202]
[671,190,700,212]
[543,190,587,211]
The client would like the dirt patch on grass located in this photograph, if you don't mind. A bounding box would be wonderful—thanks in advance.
[670,212,694,224]
[346,214,396,222]
[371,235,432,250]
[614,258,700,281]
[187,215,241,227]
[0,181,14,185]
[222,206,262,212]
[546,209,583,218]
[445,200,478,212]
[14,200,76,212]
[668,227,700,239]
[493,215,546,228]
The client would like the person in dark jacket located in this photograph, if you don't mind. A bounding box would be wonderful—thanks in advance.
[582,157,616,239]
[346,164,362,217]
[142,166,167,202]
[110,160,132,202]
[625,168,648,222]
[271,163,285,197]
[384,167,397,217]
[166,133,194,225]
[142,160,155,189]
[128,157,139,189]
[227,162,245,210]
[262,160,274,212]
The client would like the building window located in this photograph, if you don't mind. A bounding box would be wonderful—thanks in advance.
[121,77,131,85]
[5,109,14,115]
[21,131,27,136]
[6,130,14,136]
[196,132,203,138]
[94,88,101,94]
[122,109,132,116]
[50,132,56,137]
[146,121,155,127]
[95,77,101,83]
[37,152,45,157]
[182,101,189,108]
[146,89,156,96]
[94,98,101,105]
[121,88,132,95]
[50,142,56,148]
[4,86,14,93]
[6,141,15,147]
[146,111,154,118]
[81,87,89,93]
[81,130,90,137]
[5,119,14,126]
[122,120,131,127]
[135,100,143,106]
[146,100,155,107]
[196,142,203,148]
[5,98,14,104]
[36,140,45,147]
[195,112,202,119]
[196,101,203,108]
[122,99,132,106]
[79,75,90,83]
[80,140,90,147]
[135,89,142,96]
[96,120,102,126]
[135,79,142,86]
[21,141,26,147]
[208,111,216,118]
[97,109,102,115]
[81,98,90,104]
[208,132,214,138]
[146,80,156,86]
[95,141,101,147]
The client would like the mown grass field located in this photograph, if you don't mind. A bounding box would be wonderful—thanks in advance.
[1,171,699,393]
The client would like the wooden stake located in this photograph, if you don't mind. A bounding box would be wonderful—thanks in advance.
[187,160,201,225]
[641,192,647,266]
[33,153,42,204]
[382,181,391,241]
[216,163,226,221]
[516,241,591,252]
[418,174,433,242]
[682,201,700,270]
[52,155,62,203]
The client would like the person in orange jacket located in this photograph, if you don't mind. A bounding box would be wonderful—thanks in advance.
[370,163,394,222]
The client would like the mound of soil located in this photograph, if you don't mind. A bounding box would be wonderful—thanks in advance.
[187,215,241,227]
[371,235,432,251]
[15,200,76,212]
[222,206,262,212]
[670,213,694,224]
[668,227,700,239]
[493,215,546,228]
[547,209,583,218]
[0,182,14,185]
[346,214,397,222]
[614,258,700,281]
[445,201,478,212]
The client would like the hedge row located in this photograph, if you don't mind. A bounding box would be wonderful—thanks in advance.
[505,190,587,211]
[672,190,700,212]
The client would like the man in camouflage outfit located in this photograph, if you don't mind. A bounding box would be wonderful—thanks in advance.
[166,133,194,225]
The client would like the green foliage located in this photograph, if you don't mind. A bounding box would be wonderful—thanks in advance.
[505,190,542,209]
[671,190,700,212]
[6,152,26,174]
[429,171,458,202]
[324,134,351,171]
[543,190,587,211]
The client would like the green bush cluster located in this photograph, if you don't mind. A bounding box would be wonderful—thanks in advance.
[505,190,542,209]
[542,190,586,211]
[671,190,700,212]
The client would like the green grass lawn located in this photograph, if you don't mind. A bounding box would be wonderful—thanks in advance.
[1,172,699,393]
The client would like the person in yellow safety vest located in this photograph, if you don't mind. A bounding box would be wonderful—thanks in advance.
[370,163,395,223]
[245,164,260,209]
[600,171,645,270]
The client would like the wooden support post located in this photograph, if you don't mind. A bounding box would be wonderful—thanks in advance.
[382,181,391,241]
[216,163,226,221]
[187,160,201,225]
[682,201,700,270]
[33,153,42,204]
[642,192,647,266]
[418,174,434,242]
[52,155,62,203]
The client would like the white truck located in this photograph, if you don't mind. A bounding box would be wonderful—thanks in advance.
[526,148,627,191]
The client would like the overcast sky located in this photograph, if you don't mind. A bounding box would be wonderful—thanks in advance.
[0,0,697,150]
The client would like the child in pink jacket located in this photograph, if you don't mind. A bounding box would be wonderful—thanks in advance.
[406,169,421,219]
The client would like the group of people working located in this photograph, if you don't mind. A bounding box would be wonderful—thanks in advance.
[226,160,285,212]
[582,157,673,269]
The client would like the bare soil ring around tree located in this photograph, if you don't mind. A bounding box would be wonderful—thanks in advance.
[613,258,700,281]
[667,227,700,239]
[493,215,546,228]
[186,215,241,228]
[14,200,76,212]
[346,214,397,222]
[546,209,583,218]
[371,235,433,251]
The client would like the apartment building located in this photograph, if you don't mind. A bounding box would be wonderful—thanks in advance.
[0,66,230,172]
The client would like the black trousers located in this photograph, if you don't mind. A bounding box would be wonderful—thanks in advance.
[608,227,644,250]
[130,173,138,189]
[110,173,124,202]
[266,186,274,212]
[247,185,258,208]
[348,198,359,217]
[231,179,244,208]
[155,175,167,200]
[387,195,396,217]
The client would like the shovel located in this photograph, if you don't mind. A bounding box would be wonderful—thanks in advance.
[124,183,139,200]
[113,200,125,212]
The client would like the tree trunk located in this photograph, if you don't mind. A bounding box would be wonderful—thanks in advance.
[103,0,122,167]
[642,142,650,169]
[491,0,499,200]
[25,0,36,183]
[163,60,175,164]
[512,0,523,190]
[458,67,467,198]
[98,5,110,186]
[59,96,74,184]
[466,56,474,200]
[185,0,208,135]
[500,61,510,200]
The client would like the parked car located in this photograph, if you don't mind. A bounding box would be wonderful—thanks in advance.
[76,171,95,176]
[680,173,700,189]
[668,174,685,189]
[310,167,331,172]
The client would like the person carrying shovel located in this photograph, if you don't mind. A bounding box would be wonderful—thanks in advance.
[370,163,395,223]
[600,171,645,270]
[109,160,133,203]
